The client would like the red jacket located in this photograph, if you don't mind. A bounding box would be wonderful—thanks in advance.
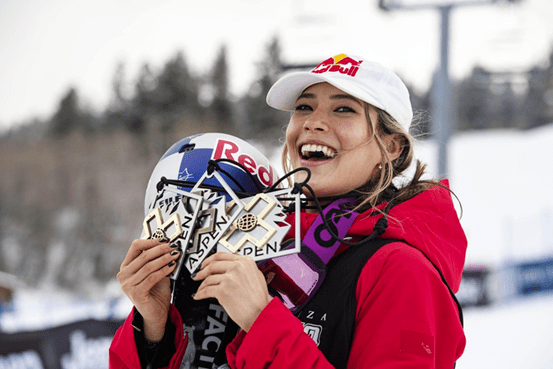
[110,182,467,368]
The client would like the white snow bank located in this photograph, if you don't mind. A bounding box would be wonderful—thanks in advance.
[457,291,553,368]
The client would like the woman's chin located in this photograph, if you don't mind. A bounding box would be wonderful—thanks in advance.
[306,182,339,199]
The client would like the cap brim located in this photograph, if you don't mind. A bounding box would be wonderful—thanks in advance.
[266,71,385,112]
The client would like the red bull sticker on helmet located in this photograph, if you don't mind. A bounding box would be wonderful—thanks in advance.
[311,54,363,77]
[211,138,276,187]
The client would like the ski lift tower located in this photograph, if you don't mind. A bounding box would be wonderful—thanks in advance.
[379,0,497,178]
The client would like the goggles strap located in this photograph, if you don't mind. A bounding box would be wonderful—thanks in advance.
[302,197,360,263]
[261,197,360,313]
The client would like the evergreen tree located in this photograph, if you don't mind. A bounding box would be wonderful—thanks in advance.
[103,61,130,132]
[111,61,129,110]
[210,45,234,133]
[49,87,84,138]
[134,62,157,109]
[126,62,156,135]
[496,79,520,129]
[108,61,132,119]
[154,51,201,116]
[456,67,491,130]
[544,51,553,125]
[243,37,289,140]
[523,51,553,129]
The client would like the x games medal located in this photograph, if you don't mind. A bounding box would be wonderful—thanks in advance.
[141,133,302,279]
[139,133,305,369]
[141,188,205,281]
[183,169,246,274]
[219,188,301,262]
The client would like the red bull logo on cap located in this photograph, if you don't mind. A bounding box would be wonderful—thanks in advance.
[311,54,363,77]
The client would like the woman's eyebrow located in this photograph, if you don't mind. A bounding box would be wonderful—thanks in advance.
[296,93,362,107]
[297,92,315,100]
[330,94,363,106]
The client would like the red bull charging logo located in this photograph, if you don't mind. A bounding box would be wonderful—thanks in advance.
[311,54,363,77]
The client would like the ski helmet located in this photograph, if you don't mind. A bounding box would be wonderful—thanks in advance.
[143,133,279,216]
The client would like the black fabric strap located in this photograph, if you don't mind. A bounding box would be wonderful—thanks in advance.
[132,311,176,369]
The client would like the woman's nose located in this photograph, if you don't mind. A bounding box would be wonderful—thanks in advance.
[303,109,329,132]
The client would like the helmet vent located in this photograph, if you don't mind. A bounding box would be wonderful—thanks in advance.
[179,143,196,153]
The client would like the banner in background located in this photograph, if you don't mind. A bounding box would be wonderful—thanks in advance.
[0,319,123,369]
[456,267,491,307]
[457,257,553,307]
[511,257,553,296]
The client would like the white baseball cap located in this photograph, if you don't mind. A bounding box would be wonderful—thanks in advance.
[266,54,413,132]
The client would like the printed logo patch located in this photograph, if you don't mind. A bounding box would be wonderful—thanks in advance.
[400,329,435,359]
[311,54,363,77]
[302,323,323,346]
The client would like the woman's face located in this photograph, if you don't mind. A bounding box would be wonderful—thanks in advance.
[285,82,385,198]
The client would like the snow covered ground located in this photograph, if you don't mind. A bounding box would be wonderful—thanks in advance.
[0,281,132,333]
[412,127,553,368]
[1,287,552,368]
[458,292,553,368]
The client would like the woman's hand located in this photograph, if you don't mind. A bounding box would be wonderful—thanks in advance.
[192,252,272,332]
[117,238,181,341]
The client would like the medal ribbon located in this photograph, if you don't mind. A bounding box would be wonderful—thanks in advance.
[303,197,360,263]
[260,197,360,312]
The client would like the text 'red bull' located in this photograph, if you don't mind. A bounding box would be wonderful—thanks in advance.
[311,55,363,77]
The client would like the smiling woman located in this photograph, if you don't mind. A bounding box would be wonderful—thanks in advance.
[110,53,468,369]
[273,55,418,212]
[284,83,398,199]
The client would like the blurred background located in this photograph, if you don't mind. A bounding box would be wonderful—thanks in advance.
[1,0,552,368]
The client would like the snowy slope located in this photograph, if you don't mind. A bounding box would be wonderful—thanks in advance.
[1,287,551,368]
[457,292,553,368]
[0,281,133,333]
[413,126,553,367]
[412,125,553,267]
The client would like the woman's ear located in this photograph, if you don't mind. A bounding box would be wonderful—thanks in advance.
[385,134,404,162]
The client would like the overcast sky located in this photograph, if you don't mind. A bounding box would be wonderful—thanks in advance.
[1,0,552,131]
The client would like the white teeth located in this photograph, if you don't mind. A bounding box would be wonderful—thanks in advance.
[300,144,336,159]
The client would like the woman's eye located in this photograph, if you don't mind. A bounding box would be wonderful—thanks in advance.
[295,104,312,111]
[336,106,356,113]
